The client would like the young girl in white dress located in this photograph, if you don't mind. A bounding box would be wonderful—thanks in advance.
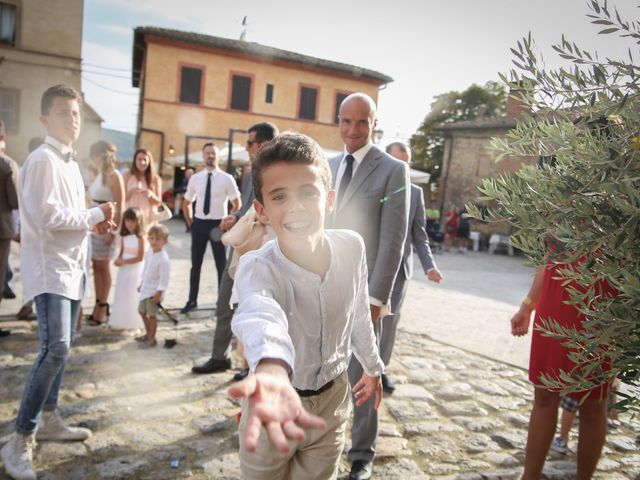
[109,207,145,331]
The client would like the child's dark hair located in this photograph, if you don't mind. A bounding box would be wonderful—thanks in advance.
[251,132,331,203]
[120,207,144,237]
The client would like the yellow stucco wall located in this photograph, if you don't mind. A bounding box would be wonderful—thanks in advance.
[139,39,381,160]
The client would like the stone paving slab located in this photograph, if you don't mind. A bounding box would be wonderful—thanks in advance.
[0,218,638,478]
[0,314,638,479]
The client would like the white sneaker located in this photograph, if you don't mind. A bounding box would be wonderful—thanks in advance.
[1,432,37,480]
[550,436,568,455]
[35,410,91,441]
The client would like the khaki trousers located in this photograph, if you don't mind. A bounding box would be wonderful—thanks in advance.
[239,371,351,480]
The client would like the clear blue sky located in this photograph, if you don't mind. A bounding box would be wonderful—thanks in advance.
[82,0,636,142]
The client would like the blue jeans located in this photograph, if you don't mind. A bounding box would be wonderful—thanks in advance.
[16,293,80,433]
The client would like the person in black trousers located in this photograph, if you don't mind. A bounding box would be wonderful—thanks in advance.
[181,143,241,313]
[191,122,278,374]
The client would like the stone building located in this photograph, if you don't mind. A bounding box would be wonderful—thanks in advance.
[0,0,102,163]
[132,26,392,173]
[437,91,536,235]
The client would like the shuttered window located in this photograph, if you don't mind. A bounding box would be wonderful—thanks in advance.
[231,75,251,111]
[298,86,318,121]
[179,66,202,105]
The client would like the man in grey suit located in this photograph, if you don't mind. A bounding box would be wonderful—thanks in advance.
[192,122,278,376]
[329,93,410,480]
[0,120,18,337]
[380,142,443,393]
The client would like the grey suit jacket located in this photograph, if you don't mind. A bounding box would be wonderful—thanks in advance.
[234,170,254,220]
[329,145,410,304]
[0,154,18,239]
[401,184,436,279]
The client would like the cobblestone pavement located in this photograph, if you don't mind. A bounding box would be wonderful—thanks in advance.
[0,219,638,479]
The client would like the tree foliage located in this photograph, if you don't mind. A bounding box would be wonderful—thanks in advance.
[409,81,506,184]
[468,1,640,410]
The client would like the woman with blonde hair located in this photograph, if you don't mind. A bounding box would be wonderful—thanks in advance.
[123,148,162,229]
[87,140,124,325]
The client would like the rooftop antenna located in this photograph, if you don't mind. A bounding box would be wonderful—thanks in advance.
[240,16,248,41]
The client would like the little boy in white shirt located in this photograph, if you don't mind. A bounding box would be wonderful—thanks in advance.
[137,224,171,348]
[229,133,383,479]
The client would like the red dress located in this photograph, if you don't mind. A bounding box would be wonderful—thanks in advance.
[529,261,614,400]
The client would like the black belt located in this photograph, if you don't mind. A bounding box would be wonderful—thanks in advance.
[295,380,334,398]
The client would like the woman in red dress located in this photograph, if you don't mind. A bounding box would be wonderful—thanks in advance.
[511,256,614,479]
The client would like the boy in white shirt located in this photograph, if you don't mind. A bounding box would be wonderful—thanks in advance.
[137,224,171,349]
[2,85,114,480]
[229,133,383,480]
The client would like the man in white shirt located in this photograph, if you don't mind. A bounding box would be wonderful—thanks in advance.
[181,143,241,313]
[1,85,114,480]
[191,121,278,375]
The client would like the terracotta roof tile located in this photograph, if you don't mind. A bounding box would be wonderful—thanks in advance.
[132,26,392,87]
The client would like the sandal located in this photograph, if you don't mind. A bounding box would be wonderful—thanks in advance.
[87,302,110,326]
[86,301,100,326]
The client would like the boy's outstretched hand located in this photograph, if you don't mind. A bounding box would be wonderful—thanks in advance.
[228,359,326,454]
[352,373,382,410]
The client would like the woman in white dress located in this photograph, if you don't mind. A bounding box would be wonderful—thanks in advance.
[109,207,145,331]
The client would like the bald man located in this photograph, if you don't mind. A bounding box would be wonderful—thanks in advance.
[329,93,410,480]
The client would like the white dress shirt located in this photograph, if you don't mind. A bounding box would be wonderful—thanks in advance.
[19,136,105,301]
[139,248,171,300]
[333,142,373,196]
[232,229,384,391]
[184,167,240,220]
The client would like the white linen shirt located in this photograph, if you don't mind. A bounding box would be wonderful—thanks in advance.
[184,167,240,220]
[232,229,384,391]
[19,136,105,301]
[139,249,171,300]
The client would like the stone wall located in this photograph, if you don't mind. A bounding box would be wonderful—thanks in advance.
[439,129,535,235]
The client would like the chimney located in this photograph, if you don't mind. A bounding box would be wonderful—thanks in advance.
[505,88,530,118]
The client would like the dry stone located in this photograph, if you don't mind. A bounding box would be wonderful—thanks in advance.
[439,400,488,417]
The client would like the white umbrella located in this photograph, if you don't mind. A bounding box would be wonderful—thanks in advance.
[410,168,431,184]
[166,143,249,166]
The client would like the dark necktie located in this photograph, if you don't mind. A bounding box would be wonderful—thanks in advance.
[203,172,212,215]
[337,154,354,208]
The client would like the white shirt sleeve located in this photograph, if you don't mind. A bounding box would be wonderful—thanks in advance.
[157,255,171,292]
[231,255,295,375]
[183,174,197,202]
[227,175,241,200]
[23,155,99,231]
[350,240,385,377]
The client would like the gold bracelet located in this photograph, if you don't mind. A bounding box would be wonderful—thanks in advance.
[522,296,535,309]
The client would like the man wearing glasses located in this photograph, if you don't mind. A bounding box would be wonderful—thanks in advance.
[191,122,279,376]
